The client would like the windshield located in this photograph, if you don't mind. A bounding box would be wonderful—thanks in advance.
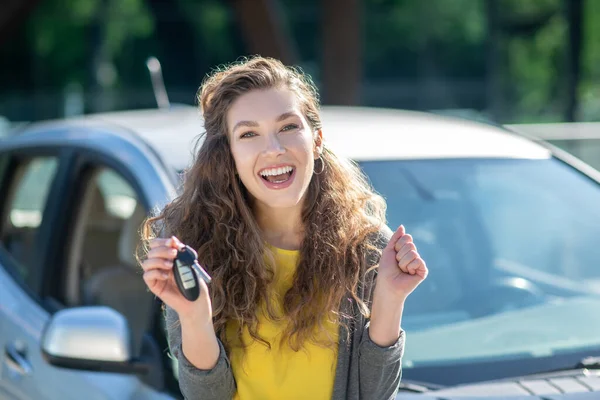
[360,157,600,371]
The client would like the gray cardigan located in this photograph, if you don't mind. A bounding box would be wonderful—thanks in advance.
[164,227,405,400]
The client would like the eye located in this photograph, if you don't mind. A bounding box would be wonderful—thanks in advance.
[281,124,299,132]
[240,131,257,139]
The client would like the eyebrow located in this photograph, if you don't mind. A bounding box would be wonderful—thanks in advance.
[232,111,299,133]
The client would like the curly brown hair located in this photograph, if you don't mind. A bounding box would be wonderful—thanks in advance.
[141,56,386,351]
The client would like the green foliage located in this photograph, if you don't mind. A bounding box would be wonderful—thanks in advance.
[580,0,600,120]
[105,0,154,58]
[506,10,566,121]
[26,0,154,87]
[2,0,599,123]
[175,0,238,64]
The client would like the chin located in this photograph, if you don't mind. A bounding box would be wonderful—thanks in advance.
[257,194,304,209]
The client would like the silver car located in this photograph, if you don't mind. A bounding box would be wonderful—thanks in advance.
[1,105,600,399]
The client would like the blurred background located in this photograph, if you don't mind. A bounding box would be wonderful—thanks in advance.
[1,0,598,125]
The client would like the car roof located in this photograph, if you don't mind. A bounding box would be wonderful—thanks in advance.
[30,105,554,171]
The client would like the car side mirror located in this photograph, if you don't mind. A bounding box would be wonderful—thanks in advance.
[41,306,148,375]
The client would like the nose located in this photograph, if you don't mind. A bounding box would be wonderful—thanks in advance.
[263,133,285,156]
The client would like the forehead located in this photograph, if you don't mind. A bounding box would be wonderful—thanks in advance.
[226,88,301,127]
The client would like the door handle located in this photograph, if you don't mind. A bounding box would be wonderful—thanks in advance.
[4,343,32,376]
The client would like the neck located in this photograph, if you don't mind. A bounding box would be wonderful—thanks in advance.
[253,201,304,251]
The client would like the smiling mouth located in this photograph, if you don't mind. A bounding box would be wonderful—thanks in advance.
[259,165,295,184]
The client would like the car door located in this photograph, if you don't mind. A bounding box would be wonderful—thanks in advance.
[45,150,178,399]
[0,142,176,400]
[44,136,181,399]
[0,148,102,400]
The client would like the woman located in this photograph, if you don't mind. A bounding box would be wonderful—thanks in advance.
[140,56,428,400]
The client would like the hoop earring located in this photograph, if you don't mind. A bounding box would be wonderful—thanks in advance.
[314,157,325,175]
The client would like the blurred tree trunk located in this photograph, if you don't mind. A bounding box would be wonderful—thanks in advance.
[416,1,442,110]
[322,0,361,105]
[229,0,298,64]
[87,0,116,113]
[0,0,40,45]
[565,0,583,122]
[146,0,200,90]
[486,0,504,122]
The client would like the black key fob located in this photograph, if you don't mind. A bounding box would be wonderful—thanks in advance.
[173,245,211,301]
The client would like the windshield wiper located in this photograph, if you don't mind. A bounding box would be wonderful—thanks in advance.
[398,379,445,393]
[575,356,600,369]
[525,356,600,378]
[551,356,600,372]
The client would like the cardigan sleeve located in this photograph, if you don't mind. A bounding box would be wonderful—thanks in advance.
[358,324,405,400]
[164,306,236,400]
[359,224,405,400]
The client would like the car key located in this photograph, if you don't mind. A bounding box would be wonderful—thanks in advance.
[173,245,212,301]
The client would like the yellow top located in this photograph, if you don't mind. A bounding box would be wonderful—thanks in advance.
[226,246,339,400]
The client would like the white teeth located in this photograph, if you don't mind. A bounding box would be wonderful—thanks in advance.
[260,166,294,177]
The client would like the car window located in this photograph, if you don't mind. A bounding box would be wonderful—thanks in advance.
[0,157,59,284]
[360,157,600,369]
[76,169,141,281]
[471,160,600,283]
[65,168,147,308]
[96,169,139,219]
[59,166,166,389]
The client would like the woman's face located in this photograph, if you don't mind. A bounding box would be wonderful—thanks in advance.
[226,87,322,210]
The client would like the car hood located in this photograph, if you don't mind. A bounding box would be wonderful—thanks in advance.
[396,369,600,399]
[402,297,600,367]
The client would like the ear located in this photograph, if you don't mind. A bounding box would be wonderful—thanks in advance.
[314,129,323,159]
